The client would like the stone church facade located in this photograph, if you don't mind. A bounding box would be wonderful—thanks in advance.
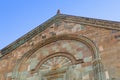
[0,12,120,80]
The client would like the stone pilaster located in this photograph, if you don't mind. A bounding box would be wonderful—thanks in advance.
[93,59,106,80]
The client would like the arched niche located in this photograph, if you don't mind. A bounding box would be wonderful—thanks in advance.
[12,34,105,80]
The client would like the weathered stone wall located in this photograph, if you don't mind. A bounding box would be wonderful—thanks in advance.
[0,20,120,80]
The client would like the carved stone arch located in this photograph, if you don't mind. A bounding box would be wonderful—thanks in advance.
[12,34,104,80]
[36,52,80,66]
[31,52,84,74]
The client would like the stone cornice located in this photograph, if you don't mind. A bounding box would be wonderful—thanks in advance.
[59,14,120,30]
[1,13,120,56]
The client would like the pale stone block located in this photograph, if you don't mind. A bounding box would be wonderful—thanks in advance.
[99,46,104,51]
[105,71,110,80]
[83,74,89,80]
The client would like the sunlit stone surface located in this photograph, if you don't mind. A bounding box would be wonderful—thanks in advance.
[0,13,120,80]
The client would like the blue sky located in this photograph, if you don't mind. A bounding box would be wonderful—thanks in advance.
[0,0,120,49]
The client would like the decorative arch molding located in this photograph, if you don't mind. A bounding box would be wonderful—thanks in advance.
[12,34,105,80]
[31,52,84,74]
